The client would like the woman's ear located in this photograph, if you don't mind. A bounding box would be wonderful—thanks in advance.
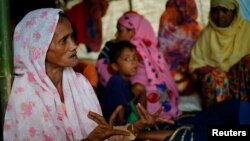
[110,63,119,72]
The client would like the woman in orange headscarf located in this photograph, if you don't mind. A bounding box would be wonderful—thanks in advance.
[158,0,202,96]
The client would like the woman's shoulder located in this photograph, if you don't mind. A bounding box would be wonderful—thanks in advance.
[75,72,90,83]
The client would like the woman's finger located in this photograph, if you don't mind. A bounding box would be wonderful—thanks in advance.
[110,128,130,136]
[153,106,163,117]
[109,105,123,126]
[136,103,149,119]
[88,111,108,125]
[99,124,110,129]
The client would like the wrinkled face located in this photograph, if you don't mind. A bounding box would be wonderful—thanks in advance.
[46,16,78,68]
[112,48,138,80]
[115,23,134,41]
[211,6,235,27]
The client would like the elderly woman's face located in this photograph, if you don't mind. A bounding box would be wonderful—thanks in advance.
[211,6,235,27]
[46,16,78,68]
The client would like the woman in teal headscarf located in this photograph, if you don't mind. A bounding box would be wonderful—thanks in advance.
[189,0,250,108]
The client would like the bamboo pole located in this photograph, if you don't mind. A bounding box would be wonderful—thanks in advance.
[0,0,13,139]
[128,0,133,10]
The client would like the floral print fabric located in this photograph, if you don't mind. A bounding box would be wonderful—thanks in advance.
[158,0,202,95]
[4,8,102,141]
[200,58,250,108]
[123,12,181,118]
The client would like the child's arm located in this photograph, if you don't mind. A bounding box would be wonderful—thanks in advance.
[131,83,147,109]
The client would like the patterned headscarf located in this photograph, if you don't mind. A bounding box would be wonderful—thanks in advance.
[158,0,201,70]
[118,11,180,118]
[118,11,176,88]
[4,8,102,140]
[118,11,158,49]
[166,0,198,24]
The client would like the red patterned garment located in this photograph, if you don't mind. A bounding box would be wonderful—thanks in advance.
[65,0,108,52]
[158,0,202,95]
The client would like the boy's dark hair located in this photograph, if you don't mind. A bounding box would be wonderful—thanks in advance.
[109,40,136,64]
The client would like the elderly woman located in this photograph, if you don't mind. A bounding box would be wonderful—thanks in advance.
[189,0,250,108]
[3,8,173,141]
[3,8,126,141]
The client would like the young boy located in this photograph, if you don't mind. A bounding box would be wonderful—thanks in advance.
[99,40,141,125]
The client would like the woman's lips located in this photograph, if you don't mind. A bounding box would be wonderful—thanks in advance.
[69,52,77,58]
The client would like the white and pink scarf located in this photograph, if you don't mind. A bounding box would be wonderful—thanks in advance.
[4,8,102,141]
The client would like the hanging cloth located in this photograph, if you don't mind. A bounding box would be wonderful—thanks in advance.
[65,0,109,52]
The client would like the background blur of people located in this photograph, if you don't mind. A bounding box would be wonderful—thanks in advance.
[65,0,109,52]
[96,11,181,119]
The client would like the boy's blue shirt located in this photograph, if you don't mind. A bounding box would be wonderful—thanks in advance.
[101,74,138,123]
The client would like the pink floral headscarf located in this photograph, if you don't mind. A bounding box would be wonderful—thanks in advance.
[118,11,172,86]
[4,8,102,141]
[118,11,180,118]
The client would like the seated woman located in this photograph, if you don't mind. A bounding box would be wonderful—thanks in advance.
[96,11,181,119]
[3,8,127,141]
[158,0,202,96]
[189,0,250,109]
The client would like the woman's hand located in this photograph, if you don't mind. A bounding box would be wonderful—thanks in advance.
[84,108,129,141]
[109,105,125,126]
[129,103,174,134]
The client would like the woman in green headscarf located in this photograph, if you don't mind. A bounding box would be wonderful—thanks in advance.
[189,0,250,108]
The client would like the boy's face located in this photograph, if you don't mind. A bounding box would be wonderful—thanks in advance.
[112,48,138,80]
